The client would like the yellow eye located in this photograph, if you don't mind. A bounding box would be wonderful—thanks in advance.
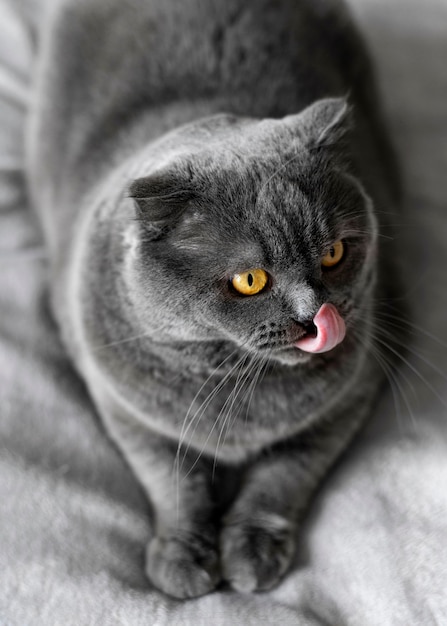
[321,241,345,268]
[231,268,268,296]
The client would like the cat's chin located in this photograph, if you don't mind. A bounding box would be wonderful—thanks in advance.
[268,348,313,366]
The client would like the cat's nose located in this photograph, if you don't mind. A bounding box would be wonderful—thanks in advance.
[290,319,317,341]
[302,320,318,338]
[288,284,317,320]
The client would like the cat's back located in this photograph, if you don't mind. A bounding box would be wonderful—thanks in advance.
[30,0,369,192]
[44,0,354,111]
[28,0,393,269]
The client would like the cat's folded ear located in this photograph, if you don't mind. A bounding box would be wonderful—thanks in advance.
[129,170,197,239]
[286,96,353,150]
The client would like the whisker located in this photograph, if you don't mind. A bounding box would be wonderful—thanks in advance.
[217,352,266,449]
[371,335,447,411]
[243,352,270,426]
[367,324,422,396]
[181,353,252,481]
[173,348,245,520]
[175,350,245,475]
[344,229,395,241]
[91,322,170,350]
[374,309,447,350]
[369,323,447,384]
[210,353,258,478]
[356,308,447,392]
[352,327,416,431]
[218,353,270,457]
[373,341,418,430]
[92,331,152,351]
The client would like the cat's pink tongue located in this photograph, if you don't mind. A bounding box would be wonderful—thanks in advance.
[295,303,346,354]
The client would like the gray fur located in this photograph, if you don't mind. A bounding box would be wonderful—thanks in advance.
[27,0,398,598]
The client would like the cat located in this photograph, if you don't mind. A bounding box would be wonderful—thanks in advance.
[27,0,399,599]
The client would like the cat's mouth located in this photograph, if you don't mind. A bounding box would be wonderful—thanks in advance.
[295,303,346,354]
[245,304,347,365]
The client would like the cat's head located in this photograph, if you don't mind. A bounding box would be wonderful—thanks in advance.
[125,98,377,366]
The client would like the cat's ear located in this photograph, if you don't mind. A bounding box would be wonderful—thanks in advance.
[287,97,352,149]
[129,170,197,239]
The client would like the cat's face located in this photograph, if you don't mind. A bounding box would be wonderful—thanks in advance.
[127,99,377,366]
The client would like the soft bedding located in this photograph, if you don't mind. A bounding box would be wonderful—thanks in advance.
[1,0,446,624]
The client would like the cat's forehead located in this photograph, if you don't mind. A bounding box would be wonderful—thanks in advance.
[191,148,333,232]
[176,173,331,270]
[188,141,311,213]
[175,154,371,271]
[137,112,373,264]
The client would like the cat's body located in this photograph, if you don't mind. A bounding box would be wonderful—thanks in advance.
[28,0,399,598]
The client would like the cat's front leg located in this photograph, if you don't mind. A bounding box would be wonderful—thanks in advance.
[143,443,221,600]
[220,406,365,592]
[100,405,221,599]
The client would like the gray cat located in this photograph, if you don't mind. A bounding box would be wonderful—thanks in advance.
[27,0,399,599]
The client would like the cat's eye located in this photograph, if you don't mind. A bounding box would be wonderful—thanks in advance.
[321,240,345,268]
[231,269,269,296]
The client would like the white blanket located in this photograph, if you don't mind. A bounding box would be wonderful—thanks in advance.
[1,0,446,623]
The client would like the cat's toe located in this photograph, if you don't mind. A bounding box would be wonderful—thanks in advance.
[220,514,296,592]
[146,532,221,599]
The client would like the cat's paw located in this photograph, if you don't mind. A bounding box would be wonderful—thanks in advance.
[220,513,296,592]
[146,532,220,599]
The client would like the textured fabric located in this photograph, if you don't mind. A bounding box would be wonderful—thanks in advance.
[1,0,446,623]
